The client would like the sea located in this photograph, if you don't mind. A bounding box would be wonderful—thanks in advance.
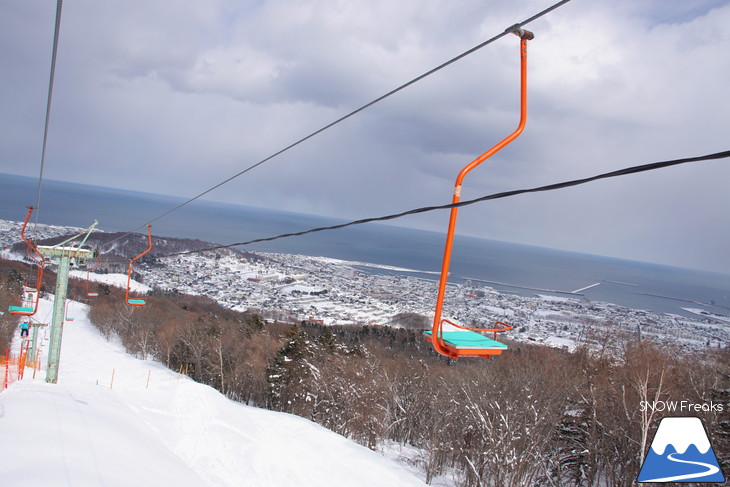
[2,173,729,320]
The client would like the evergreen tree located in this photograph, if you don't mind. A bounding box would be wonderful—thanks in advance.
[266,325,316,411]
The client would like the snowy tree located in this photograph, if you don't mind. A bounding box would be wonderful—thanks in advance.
[266,325,317,412]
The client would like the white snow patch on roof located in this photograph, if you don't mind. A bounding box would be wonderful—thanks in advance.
[545,336,576,351]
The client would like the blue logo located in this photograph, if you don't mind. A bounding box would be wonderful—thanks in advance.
[638,416,725,483]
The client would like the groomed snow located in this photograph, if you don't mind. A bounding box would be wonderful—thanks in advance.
[0,298,427,487]
[69,270,151,293]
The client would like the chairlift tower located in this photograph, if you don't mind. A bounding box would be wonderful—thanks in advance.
[37,221,97,383]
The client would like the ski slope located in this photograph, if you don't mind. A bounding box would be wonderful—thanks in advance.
[0,298,427,486]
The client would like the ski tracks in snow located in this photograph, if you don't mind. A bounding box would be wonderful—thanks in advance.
[642,453,721,482]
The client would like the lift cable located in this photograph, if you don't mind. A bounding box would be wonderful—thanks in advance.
[158,149,730,258]
[35,0,64,223]
[112,0,575,240]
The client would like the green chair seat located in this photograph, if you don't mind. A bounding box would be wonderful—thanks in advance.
[8,306,34,315]
[424,330,507,350]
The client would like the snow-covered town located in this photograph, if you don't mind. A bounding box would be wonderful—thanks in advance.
[140,250,729,354]
[2,219,728,354]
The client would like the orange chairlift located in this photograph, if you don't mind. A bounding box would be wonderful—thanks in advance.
[86,250,101,298]
[425,27,533,359]
[8,207,46,316]
[125,225,153,306]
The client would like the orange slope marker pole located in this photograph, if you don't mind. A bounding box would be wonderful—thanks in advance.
[3,349,8,389]
[431,28,533,359]
[18,341,27,380]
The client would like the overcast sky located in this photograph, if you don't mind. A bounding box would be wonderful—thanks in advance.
[1,0,729,274]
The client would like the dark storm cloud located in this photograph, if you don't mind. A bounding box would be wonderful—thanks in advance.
[1,0,729,273]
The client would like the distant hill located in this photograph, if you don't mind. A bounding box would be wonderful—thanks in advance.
[12,230,265,268]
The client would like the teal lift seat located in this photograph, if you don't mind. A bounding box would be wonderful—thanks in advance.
[126,299,146,305]
[8,305,35,315]
[423,330,507,350]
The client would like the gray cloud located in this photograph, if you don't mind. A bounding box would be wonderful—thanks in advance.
[1,0,729,273]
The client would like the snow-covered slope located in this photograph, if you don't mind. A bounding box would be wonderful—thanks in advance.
[69,270,151,293]
[0,298,426,487]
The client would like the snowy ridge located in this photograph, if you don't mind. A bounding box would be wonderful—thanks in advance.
[0,298,427,487]
[650,417,712,455]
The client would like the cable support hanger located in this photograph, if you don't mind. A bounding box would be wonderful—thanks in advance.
[49,220,98,251]
[110,0,576,242]
[157,149,730,259]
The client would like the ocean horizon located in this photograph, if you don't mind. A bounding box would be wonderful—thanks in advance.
[2,172,729,319]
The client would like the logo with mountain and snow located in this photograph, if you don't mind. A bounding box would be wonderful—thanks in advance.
[638,416,725,483]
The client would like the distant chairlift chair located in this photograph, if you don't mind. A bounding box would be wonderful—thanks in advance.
[65,288,76,322]
[86,250,101,298]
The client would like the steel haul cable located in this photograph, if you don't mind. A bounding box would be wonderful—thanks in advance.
[158,149,730,258]
[35,0,64,223]
[111,0,576,240]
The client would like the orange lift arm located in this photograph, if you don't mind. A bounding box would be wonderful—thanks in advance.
[8,206,46,316]
[430,28,533,358]
[125,225,153,306]
[20,206,45,281]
